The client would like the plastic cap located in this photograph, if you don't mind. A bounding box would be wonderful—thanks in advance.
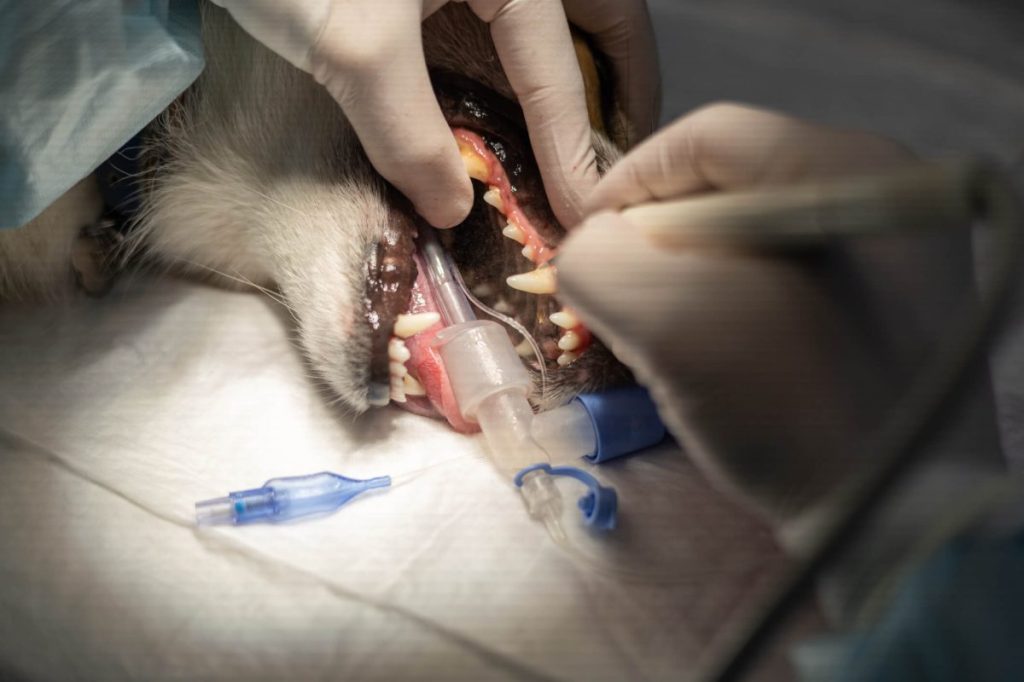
[195,496,236,526]
[514,463,618,531]
[576,386,666,463]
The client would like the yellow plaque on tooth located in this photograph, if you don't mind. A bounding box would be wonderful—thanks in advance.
[458,143,489,182]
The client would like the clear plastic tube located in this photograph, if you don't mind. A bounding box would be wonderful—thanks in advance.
[195,472,391,525]
[418,229,566,531]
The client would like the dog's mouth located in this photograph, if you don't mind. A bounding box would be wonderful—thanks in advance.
[361,72,626,431]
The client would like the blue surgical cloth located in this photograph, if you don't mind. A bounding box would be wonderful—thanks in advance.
[0,0,205,229]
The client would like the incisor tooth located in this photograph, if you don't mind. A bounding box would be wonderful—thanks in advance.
[403,374,426,396]
[506,266,557,295]
[390,379,407,403]
[393,311,440,338]
[515,339,534,357]
[557,352,578,367]
[483,188,505,213]
[502,223,526,244]
[521,245,536,261]
[557,331,581,352]
[389,361,408,378]
[388,337,411,363]
[550,310,579,329]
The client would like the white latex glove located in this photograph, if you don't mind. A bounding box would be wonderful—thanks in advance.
[562,0,661,145]
[210,0,658,229]
[559,103,996,523]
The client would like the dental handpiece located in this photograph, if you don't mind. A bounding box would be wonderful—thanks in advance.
[622,161,977,249]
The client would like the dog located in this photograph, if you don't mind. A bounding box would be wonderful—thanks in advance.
[0,2,632,431]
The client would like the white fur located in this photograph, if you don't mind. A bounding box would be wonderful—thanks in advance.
[0,2,622,413]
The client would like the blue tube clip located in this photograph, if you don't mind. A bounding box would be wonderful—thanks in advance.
[195,471,391,526]
[513,463,618,531]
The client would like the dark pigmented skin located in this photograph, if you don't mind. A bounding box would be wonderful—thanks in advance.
[363,195,418,389]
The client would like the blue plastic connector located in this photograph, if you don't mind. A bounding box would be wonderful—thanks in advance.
[514,463,618,531]
[576,386,666,464]
[195,471,391,526]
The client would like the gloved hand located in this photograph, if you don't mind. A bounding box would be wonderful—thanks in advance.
[210,0,659,229]
[558,103,992,524]
[562,0,661,145]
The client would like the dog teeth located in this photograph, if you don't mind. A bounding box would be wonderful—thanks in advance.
[557,331,580,352]
[471,283,494,298]
[521,244,536,261]
[483,187,505,213]
[515,338,535,357]
[388,337,411,363]
[502,223,526,244]
[506,266,556,295]
[390,378,407,403]
[557,351,579,367]
[460,147,489,182]
[550,310,579,329]
[402,374,426,396]
[393,311,440,338]
[389,344,410,403]
[493,298,514,315]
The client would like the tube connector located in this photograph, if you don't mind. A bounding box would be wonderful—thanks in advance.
[515,464,618,531]
[434,320,544,477]
[195,472,391,526]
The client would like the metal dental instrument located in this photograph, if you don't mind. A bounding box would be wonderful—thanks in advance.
[621,161,977,249]
[675,160,1024,682]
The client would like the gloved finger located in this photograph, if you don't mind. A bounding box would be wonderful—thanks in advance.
[310,6,474,228]
[562,0,662,145]
[557,210,887,519]
[584,102,910,214]
[469,0,600,227]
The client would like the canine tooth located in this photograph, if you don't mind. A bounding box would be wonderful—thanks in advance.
[502,223,526,244]
[557,351,579,367]
[483,188,505,213]
[460,148,489,182]
[557,331,581,352]
[515,339,534,357]
[550,310,579,329]
[388,337,411,363]
[393,311,440,338]
[521,245,536,261]
[506,266,557,295]
[389,361,408,378]
[403,374,426,396]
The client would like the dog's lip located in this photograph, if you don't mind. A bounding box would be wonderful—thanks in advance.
[395,250,476,432]
[364,72,590,429]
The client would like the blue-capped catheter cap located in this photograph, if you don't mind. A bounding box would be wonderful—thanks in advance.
[514,463,618,531]
[576,386,666,464]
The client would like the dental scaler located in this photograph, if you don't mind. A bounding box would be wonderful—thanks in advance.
[418,228,665,534]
